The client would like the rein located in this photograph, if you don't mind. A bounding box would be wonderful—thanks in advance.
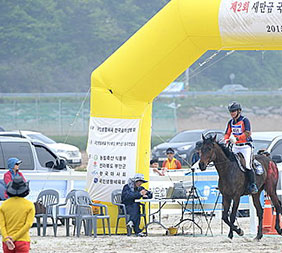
[206,143,236,166]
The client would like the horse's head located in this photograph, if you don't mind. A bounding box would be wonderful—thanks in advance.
[199,134,217,171]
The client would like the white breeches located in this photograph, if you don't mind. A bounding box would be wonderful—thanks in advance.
[232,144,252,170]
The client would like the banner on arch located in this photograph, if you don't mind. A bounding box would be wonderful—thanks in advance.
[86,117,140,202]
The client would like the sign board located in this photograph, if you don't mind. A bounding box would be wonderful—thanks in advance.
[86,117,140,202]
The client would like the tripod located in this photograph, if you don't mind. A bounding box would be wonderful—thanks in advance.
[175,167,212,236]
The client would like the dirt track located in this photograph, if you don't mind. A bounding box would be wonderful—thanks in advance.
[29,216,282,253]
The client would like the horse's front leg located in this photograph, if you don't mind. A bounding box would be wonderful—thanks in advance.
[229,197,244,239]
[222,196,233,239]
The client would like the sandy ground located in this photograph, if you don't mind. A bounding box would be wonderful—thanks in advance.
[28,215,282,253]
[57,114,282,253]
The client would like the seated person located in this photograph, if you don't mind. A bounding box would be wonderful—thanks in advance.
[162,148,182,171]
[150,159,165,176]
[121,173,152,237]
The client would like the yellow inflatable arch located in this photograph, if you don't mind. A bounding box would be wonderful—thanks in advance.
[86,0,282,231]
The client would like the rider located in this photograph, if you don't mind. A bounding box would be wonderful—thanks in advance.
[224,101,258,194]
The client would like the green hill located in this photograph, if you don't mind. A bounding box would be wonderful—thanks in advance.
[1,0,282,92]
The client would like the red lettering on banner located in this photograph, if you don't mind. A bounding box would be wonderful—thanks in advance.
[230,1,238,12]
[230,1,250,13]
[242,1,250,13]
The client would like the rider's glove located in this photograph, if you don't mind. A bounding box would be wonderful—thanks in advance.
[229,134,237,144]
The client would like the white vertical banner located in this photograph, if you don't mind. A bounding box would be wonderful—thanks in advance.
[219,0,282,43]
[86,117,140,202]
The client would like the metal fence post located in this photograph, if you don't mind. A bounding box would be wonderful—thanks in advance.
[35,98,39,130]
[59,99,62,136]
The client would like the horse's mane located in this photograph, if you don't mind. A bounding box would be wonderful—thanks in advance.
[204,137,237,162]
[217,143,237,162]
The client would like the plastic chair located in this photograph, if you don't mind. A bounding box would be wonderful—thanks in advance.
[111,189,147,235]
[35,189,59,236]
[75,201,96,237]
[55,190,79,236]
[75,190,111,237]
[111,189,129,235]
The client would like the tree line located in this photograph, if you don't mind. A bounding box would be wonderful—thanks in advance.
[1,0,281,93]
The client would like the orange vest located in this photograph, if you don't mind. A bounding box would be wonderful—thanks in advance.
[224,116,250,144]
[163,158,178,170]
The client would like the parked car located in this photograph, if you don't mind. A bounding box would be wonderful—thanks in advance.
[151,129,224,166]
[218,84,249,92]
[252,132,282,163]
[0,131,82,167]
[0,136,68,172]
[0,136,70,200]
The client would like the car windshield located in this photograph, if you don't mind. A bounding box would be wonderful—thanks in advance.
[252,140,271,153]
[169,132,201,143]
[27,133,56,144]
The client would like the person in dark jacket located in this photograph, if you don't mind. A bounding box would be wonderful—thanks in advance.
[121,173,152,237]
[191,141,202,166]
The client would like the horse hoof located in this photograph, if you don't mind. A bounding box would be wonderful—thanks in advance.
[228,234,233,240]
[275,228,282,235]
[254,235,262,241]
[239,229,244,236]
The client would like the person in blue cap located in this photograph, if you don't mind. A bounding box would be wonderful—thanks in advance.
[3,158,26,199]
[121,173,152,237]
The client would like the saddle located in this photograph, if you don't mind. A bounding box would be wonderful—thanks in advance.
[234,153,264,175]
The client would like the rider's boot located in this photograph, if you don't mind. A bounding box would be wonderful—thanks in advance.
[246,169,258,194]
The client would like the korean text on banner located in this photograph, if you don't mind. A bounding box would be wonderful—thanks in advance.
[219,0,282,44]
[86,117,140,202]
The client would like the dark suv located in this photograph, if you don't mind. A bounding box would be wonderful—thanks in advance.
[151,129,224,166]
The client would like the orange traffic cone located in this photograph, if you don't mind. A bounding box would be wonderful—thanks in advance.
[262,197,282,235]
[262,198,273,234]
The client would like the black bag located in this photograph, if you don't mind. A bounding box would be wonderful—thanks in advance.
[34,201,46,215]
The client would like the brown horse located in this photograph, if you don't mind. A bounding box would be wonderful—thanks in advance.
[199,135,282,240]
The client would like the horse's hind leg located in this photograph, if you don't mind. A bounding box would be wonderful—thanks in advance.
[251,189,264,240]
[268,191,282,235]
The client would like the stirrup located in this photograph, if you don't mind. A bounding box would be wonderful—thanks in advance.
[249,183,258,194]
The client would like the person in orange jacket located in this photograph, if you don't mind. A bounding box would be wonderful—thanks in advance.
[224,101,258,194]
[162,148,182,171]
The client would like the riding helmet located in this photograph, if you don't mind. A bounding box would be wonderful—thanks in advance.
[228,101,242,112]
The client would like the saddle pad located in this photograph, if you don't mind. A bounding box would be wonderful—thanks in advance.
[254,159,264,175]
